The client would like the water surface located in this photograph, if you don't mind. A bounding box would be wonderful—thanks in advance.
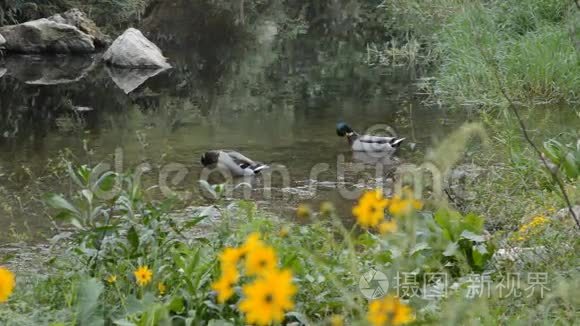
[0,11,576,243]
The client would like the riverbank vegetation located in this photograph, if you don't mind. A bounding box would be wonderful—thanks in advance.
[0,163,577,325]
[373,0,579,107]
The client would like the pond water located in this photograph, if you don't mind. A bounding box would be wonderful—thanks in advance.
[0,8,576,243]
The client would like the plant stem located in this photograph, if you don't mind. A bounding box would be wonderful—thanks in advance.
[471,20,580,229]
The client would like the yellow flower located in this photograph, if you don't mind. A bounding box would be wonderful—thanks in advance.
[278,226,290,238]
[296,204,312,219]
[320,201,335,216]
[134,266,153,287]
[388,195,423,216]
[0,266,15,303]
[219,247,244,268]
[106,274,117,284]
[212,268,239,303]
[352,190,388,228]
[378,221,397,234]
[329,314,344,326]
[241,232,265,256]
[240,269,296,325]
[513,215,550,242]
[157,282,167,295]
[367,295,413,326]
[245,245,278,276]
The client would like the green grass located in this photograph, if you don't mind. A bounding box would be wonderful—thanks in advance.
[375,0,579,107]
[436,0,579,107]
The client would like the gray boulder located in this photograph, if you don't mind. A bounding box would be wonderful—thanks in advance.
[553,205,580,222]
[0,19,94,53]
[103,28,171,68]
[48,8,110,48]
[0,33,5,47]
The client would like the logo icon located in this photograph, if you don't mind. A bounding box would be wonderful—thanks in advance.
[359,269,389,299]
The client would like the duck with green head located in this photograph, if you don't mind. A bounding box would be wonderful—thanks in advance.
[336,122,405,153]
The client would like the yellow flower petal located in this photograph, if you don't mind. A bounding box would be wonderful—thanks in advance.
[245,245,278,276]
[367,295,413,326]
[378,221,397,234]
[134,266,153,287]
[353,190,388,228]
[240,269,296,325]
[0,266,15,303]
[106,274,117,284]
[157,282,167,295]
[296,204,312,219]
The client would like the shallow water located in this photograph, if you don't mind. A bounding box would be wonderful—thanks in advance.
[0,10,576,243]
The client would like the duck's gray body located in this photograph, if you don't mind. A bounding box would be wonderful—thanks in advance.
[337,123,405,153]
[201,150,269,177]
[348,134,405,153]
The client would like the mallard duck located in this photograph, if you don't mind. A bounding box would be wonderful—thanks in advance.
[200,150,269,176]
[336,122,405,153]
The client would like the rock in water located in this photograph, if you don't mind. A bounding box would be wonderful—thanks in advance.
[48,8,111,48]
[0,19,95,53]
[103,28,171,68]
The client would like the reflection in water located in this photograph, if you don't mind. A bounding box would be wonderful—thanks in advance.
[1,55,97,85]
[352,151,402,166]
[0,2,576,243]
[106,65,169,94]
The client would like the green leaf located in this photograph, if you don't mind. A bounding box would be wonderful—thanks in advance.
[93,171,117,193]
[462,213,484,233]
[67,163,85,188]
[125,293,156,316]
[81,189,94,204]
[182,215,207,229]
[167,296,185,314]
[460,230,485,242]
[543,140,562,164]
[411,242,430,255]
[45,193,80,215]
[434,208,458,241]
[75,278,104,326]
[127,226,139,251]
[472,244,489,268]
[562,152,578,179]
[443,242,459,256]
